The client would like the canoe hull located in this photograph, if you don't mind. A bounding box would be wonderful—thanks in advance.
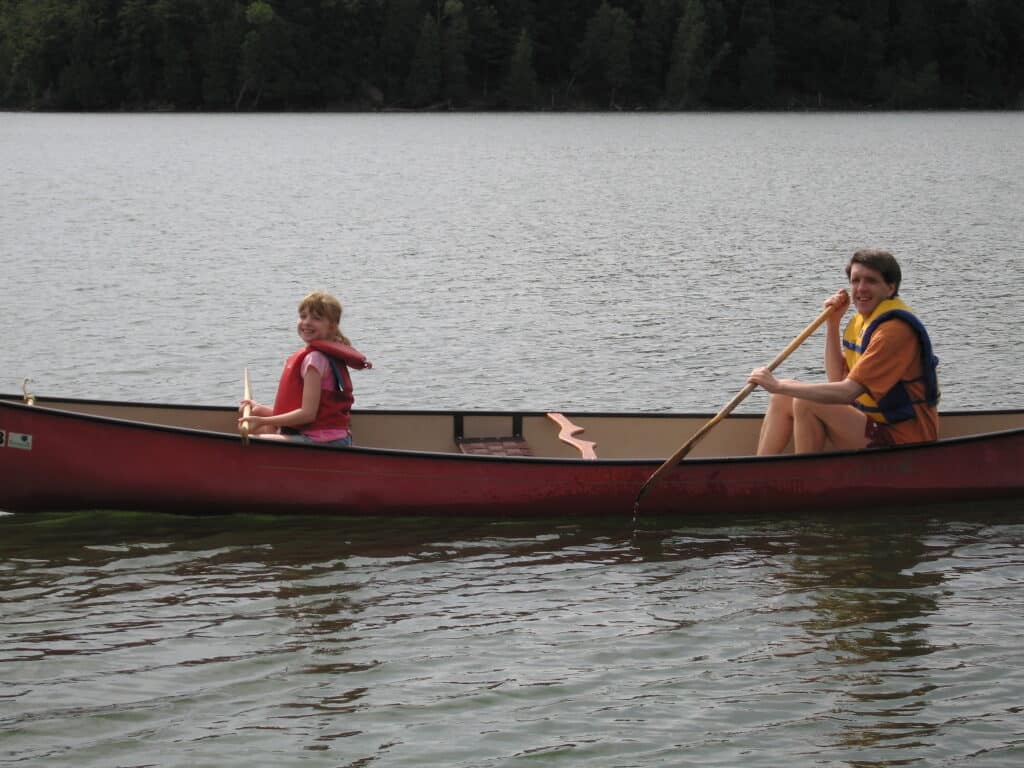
[1,398,1022,516]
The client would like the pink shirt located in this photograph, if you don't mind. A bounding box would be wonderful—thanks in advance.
[299,351,350,442]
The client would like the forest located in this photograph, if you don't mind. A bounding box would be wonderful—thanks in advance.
[1,0,1022,111]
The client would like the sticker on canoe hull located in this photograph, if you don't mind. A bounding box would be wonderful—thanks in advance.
[0,430,5,447]
[7,432,32,450]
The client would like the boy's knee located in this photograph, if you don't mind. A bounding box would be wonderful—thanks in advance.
[792,397,817,419]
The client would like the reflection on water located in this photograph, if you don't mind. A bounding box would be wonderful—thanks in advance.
[3,506,1023,766]
[779,518,946,756]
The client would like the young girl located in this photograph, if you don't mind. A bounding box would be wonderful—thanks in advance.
[239,291,372,447]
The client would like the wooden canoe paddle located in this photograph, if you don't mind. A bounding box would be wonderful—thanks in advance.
[634,304,836,512]
[240,367,252,446]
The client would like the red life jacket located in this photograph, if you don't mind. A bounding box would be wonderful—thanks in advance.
[272,340,370,431]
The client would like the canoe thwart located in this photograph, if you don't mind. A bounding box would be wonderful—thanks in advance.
[457,436,534,457]
[452,412,534,456]
[546,412,597,460]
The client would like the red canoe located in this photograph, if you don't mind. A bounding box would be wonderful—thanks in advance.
[1,393,1022,516]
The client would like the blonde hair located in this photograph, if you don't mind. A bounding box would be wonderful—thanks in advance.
[298,291,352,345]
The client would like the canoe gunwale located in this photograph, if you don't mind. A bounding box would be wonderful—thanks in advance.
[2,394,1023,467]
[5,392,1024,420]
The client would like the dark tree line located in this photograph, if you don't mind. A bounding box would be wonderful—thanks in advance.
[1,0,1022,111]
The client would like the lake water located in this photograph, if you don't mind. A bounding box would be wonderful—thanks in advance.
[3,507,1024,767]
[1,112,1023,766]
[1,112,1022,410]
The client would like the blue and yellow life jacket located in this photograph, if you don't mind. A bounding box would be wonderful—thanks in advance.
[842,298,940,424]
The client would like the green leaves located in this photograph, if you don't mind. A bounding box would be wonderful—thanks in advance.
[0,0,1019,110]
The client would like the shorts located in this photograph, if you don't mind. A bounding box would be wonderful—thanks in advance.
[864,419,894,448]
[281,429,353,448]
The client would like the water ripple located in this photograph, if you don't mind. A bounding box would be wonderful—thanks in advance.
[1,509,1023,766]
[1,113,1022,410]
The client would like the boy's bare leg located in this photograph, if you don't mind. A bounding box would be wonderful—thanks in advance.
[792,400,871,453]
[757,393,795,455]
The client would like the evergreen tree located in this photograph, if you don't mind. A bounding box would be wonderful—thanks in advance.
[406,12,441,106]
[631,0,676,105]
[533,0,605,105]
[575,0,635,107]
[58,0,117,108]
[665,0,709,108]
[847,0,888,106]
[201,0,244,108]
[441,0,469,105]
[738,0,772,51]
[701,0,733,106]
[0,1,10,102]
[890,58,942,108]
[155,0,205,108]
[1,0,72,106]
[505,26,537,107]
[740,34,774,106]
[1,0,1023,111]
[773,0,827,106]
[737,0,774,106]
[118,0,160,107]
[465,1,508,100]
[380,0,422,103]
[238,0,284,108]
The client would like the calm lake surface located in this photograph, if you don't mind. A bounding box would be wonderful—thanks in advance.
[1,112,1022,410]
[3,508,1024,767]
[1,113,1023,766]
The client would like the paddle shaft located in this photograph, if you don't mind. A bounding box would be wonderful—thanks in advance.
[635,304,836,506]
[241,367,252,445]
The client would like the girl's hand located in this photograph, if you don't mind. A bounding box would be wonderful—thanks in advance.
[238,413,267,431]
[239,399,270,416]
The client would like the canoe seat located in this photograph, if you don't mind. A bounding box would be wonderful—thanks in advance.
[546,412,597,460]
[457,436,534,457]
